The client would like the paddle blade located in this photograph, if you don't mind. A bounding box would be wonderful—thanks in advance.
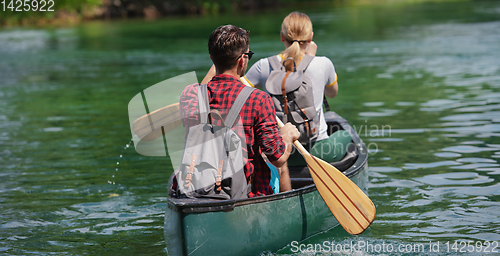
[132,103,181,141]
[268,110,375,234]
[303,152,376,235]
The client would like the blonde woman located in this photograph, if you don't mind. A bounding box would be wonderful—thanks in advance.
[244,11,352,166]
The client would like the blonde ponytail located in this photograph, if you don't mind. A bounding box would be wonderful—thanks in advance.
[280,12,313,71]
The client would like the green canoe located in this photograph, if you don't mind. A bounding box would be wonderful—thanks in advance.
[164,111,369,256]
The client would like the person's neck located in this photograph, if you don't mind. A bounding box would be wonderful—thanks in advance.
[216,67,241,80]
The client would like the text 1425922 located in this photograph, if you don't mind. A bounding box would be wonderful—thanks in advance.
[2,0,55,11]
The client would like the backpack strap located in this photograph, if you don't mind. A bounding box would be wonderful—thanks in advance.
[224,86,255,128]
[197,83,210,124]
[268,54,314,72]
[267,55,282,71]
[323,95,331,112]
[296,54,314,72]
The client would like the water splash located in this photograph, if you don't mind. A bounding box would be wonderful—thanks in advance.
[109,139,133,186]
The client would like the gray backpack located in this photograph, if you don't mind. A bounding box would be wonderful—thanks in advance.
[176,84,255,200]
[266,54,319,145]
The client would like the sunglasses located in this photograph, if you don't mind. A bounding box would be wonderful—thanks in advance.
[242,50,254,60]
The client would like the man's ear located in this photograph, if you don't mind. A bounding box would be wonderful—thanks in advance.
[238,55,244,67]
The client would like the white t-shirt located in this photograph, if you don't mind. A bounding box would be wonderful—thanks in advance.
[244,55,337,141]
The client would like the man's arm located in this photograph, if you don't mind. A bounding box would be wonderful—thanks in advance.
[270,123,299,167]
[255,93,299,167]
[279,163,292,192]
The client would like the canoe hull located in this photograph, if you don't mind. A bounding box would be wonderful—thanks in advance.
[164,112,369,256]
[165,164,368,256]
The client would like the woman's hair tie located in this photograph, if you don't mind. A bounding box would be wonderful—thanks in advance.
[292,39,305,44]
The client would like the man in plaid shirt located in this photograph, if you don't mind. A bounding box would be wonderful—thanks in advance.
[179,25,299,197]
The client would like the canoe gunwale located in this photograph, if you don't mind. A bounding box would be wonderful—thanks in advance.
[167,111,368,214]
[168,183,319,214]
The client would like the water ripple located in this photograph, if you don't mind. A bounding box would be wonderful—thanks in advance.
[441,145,498,154]
[415,172,493,186]
[404,161,460,170]
[358,109,399,117]
[441,111,500,122]
[434,152,462,158]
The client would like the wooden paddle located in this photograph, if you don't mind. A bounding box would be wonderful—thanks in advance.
[132,102,182,141]
[275,114,375,235]
[238,77,375,234]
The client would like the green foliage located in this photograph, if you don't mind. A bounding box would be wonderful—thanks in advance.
[0,0,102,26]
[0,0,467,27]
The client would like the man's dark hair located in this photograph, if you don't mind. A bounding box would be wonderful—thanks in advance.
[208,25,250,72]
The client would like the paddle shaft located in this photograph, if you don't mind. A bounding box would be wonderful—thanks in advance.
[274,118,308,154]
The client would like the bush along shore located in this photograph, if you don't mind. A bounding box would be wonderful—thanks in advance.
[0,0,290,27]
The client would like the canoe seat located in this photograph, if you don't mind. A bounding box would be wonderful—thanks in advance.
[290,178,314,189]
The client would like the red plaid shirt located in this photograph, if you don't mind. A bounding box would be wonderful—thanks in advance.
[179,74,285,197]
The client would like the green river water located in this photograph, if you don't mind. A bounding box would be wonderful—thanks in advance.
[1,1,500,255]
